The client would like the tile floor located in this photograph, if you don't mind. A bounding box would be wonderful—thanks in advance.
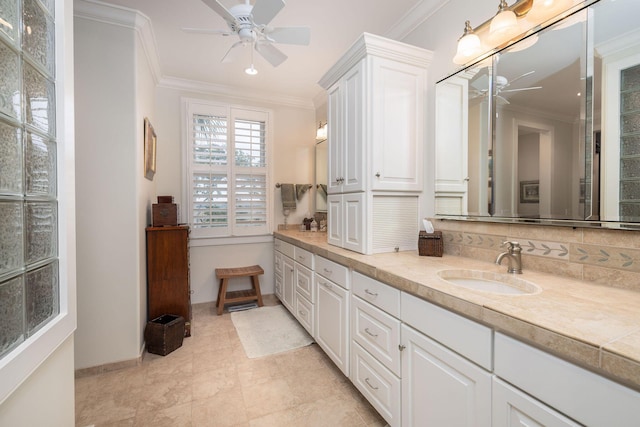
[75,297,386,426]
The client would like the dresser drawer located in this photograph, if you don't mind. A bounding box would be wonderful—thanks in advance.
[351,341,401,427]
[352,295,401,376]
[315,256,349,289]
[294,246,314,269]
[352,272,400,317]
[295,263,314,303]
[274,238,294,258]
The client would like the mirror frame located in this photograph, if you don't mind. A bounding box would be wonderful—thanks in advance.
[435,0,640,230]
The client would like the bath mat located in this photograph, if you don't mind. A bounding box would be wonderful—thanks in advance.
[231,305,313,358]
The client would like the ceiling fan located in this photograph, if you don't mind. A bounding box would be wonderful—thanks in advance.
[470,71,542,104]
[184,0,311,69]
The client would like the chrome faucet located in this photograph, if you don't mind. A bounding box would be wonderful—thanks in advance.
[495,241,523,274]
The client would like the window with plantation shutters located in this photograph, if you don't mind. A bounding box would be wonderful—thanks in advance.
[186,101,271,238]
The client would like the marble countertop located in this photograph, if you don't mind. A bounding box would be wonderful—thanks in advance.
[274,229,640,391]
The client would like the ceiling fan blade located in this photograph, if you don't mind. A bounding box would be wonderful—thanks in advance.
[251,0,285,25]
[182,27,232,36]
[201,0,237,24]
[221,41,245,63]
[265,26,311,45]
[255,42,287,67]
[501,86,543,93]
[505,70,535,88]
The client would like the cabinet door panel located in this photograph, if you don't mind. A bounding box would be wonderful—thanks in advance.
[492,378,581,427]
[401,324,491,427]
[327,194,343,248]
[328,83,343,193]
[315,278,349,375]
[343,192,365,253]
[281,256,295,314]
[342,62,365,193]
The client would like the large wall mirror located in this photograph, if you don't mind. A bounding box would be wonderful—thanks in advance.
[435,0,640,227]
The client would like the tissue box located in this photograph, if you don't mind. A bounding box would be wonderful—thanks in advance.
[418,231,443,257]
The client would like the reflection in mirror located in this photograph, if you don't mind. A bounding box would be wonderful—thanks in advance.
[435,0,640,225]
[315,139,327,212]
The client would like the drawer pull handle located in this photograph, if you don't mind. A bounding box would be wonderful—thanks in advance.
[299,310,306,316]
[298,255,305,260]
[322,281,333,290]
[364,328,378,338]
[323,268,333,274]
[398,344,406,352]
[365,377,379,390]
[364,289,378,297]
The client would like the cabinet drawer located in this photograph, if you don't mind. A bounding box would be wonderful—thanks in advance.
[352,272,400,317]
[274,238,294,258]
[295,293,314,337]
[295,263,314,303]
[294,246,314,269]
[495,333,640,427]
[275,273,283,300]
[315,256,349,289]
[274,251,283,276]
[401,292,492,370]
[351,341,401,427]
[352,295,401,376]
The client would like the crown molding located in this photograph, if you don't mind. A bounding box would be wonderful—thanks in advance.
[74,0,161,84]
[385,0,452,41]
[158,76,314,110]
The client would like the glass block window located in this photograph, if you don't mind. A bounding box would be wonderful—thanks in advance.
[0,0,59,360]
[186,101,271,238]
[620,64,640,221]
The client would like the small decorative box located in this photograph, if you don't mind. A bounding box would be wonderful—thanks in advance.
[418,231,443,257]
[152,203,178,227]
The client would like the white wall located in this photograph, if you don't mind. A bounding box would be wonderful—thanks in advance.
[74,11,151,369]
[0,337,75,426]
[154,85,316,303]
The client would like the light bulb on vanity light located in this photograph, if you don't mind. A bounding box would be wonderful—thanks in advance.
[453,20,483,65]
[488,0,521,45]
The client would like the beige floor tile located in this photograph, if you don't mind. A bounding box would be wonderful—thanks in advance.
[76,299,384,426]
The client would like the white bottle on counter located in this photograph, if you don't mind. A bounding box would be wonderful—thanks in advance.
[310,218,318,232]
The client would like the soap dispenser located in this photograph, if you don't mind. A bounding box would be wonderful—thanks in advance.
[310,218,318,232]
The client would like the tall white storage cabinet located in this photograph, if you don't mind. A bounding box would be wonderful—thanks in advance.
[319,33,433,255]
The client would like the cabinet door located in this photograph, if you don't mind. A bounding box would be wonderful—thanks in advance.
[281,255,295,314]
[370,57,425,192]
[343,192,366,253]
[294,262,314,303]
[274,273,283,300]
[401,324,491,427]
[493,378,581,427]
[327,194,343,248]
[327,81,343,194]
[341,61,365,193]
[315,277,349,376]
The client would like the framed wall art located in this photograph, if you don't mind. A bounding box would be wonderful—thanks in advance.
[520,180,539,203]
[144,117,157,180]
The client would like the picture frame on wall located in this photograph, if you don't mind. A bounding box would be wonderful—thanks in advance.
[520,180,539,203]
[144,117,157,180]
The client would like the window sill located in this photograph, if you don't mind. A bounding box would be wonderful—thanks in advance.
[189,234,275,248]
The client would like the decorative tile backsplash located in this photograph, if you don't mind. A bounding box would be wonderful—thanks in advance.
[432,219,640,292]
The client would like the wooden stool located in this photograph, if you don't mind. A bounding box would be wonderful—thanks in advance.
[215,265,264,315]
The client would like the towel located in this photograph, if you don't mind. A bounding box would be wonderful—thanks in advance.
[318,184,327,196]
[296,184,311,201]
[280,184,296,210]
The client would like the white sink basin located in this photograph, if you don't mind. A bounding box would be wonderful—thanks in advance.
[437,270,541,295]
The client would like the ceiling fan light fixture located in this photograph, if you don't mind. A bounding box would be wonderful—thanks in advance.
[245,65,258,75]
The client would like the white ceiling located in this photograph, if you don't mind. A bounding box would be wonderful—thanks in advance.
[95,0,448,104]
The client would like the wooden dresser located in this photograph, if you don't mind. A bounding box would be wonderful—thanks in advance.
[146,225,191,336]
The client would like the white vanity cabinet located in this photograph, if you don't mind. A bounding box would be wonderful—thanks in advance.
[494,332,640,427]
[400,292,492,427]
[274,239,295,313]
[293,246,314,336]
[315,256,350,376]
[319,33,432,255]
[351,272,402,426]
